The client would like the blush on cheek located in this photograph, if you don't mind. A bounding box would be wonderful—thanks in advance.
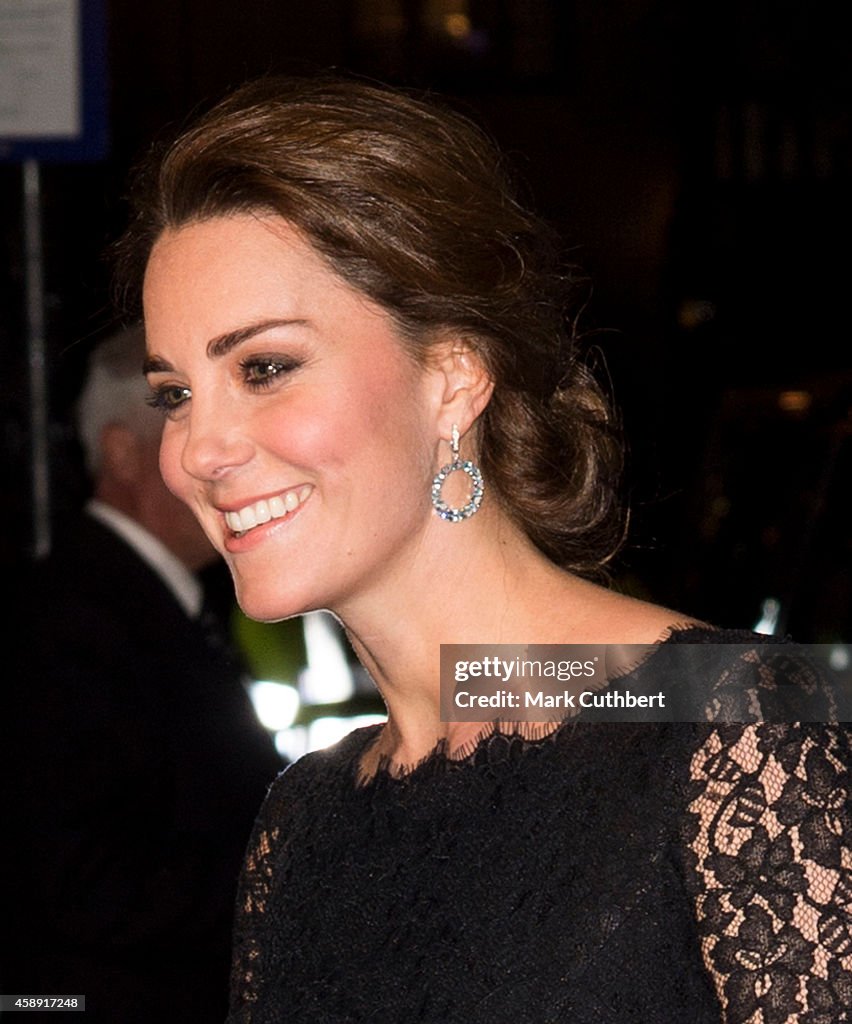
[267,401,356,468]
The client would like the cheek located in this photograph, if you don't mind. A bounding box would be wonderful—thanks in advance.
[261,393,360,470]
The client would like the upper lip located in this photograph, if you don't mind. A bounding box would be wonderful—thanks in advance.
[214,487,304,514]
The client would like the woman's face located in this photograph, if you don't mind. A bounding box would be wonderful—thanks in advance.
[143,214,441,621]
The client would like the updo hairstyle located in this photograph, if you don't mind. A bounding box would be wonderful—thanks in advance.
[115,74,624,577]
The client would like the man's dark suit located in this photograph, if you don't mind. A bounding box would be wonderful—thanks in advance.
[2,514,283,1023]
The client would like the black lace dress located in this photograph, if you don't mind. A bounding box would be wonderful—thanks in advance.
[227,629,852,1023]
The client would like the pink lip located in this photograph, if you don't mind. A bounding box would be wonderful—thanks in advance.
[221,493,308,554]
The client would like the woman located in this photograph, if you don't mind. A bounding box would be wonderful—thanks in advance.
[119,76,850,1022]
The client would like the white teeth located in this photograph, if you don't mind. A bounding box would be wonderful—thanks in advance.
[224,487,310,534]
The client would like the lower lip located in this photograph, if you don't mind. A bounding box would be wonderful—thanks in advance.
[222,499,308,554]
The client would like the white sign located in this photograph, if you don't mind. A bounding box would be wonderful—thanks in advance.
[0,0,81,138]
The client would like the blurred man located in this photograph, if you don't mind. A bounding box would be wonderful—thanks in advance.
[2,326,282,1023]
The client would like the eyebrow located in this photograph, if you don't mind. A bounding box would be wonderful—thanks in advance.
[142,318,307,375]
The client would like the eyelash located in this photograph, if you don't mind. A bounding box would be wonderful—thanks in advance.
[240,355,302,389]
[146,385,191,414]
[145,355,302,416]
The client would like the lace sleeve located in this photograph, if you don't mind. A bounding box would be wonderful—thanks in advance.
[684,714,852,1023]
[226,791,282,1023]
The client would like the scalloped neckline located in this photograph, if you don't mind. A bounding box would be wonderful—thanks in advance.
[354,622,726,787]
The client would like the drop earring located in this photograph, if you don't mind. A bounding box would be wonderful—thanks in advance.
[431,424,484,522]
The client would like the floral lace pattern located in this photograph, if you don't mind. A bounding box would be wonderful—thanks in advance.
[231,826,278,1012]
[227,630,851,1023]
[686,723,852,1023]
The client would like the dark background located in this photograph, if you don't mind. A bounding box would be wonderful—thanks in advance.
[2,0,850,642]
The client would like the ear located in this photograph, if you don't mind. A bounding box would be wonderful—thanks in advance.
[99,422,144,485]
[427,338,494,442]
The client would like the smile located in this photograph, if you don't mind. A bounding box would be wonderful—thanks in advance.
[224,485,312,535]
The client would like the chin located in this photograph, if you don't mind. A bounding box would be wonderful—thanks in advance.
[233,581,313,625]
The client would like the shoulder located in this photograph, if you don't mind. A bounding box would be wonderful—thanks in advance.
[257,724,381,818]
[597,626,842,728]
[295,722,383,777]
[20,515,165,615]
[653,629,841,724]
[568,575,705,644]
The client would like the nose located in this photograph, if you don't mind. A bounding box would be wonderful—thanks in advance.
[179,394,254,481]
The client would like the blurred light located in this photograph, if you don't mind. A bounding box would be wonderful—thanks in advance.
[777,390,812,414]
[445,13,471,38]
[308,714,387,752]
[300,611,355,704]
[274,713,386,762]
[677,298,716,330]
[275,726,307,763]
[829,645,850,672]
[753,597,781,636]
[248,680,300,731]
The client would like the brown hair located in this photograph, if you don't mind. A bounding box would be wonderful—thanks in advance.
[115,74,624,576]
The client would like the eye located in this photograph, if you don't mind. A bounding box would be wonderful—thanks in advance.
[146,383,192,415]
[240,356,302,389]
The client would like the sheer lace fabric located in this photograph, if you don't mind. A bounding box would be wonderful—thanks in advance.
[227,630,851,1023]
[686,724,852,1023]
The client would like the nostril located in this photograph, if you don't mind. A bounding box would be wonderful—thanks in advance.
[179,415,254,481]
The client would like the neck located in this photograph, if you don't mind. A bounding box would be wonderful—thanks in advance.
[332,508,591,770]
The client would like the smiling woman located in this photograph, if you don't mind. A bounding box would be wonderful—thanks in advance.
[142,214,443,622]
[113,75,851,1024]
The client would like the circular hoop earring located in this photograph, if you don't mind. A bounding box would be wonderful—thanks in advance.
[431,424,484,522]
